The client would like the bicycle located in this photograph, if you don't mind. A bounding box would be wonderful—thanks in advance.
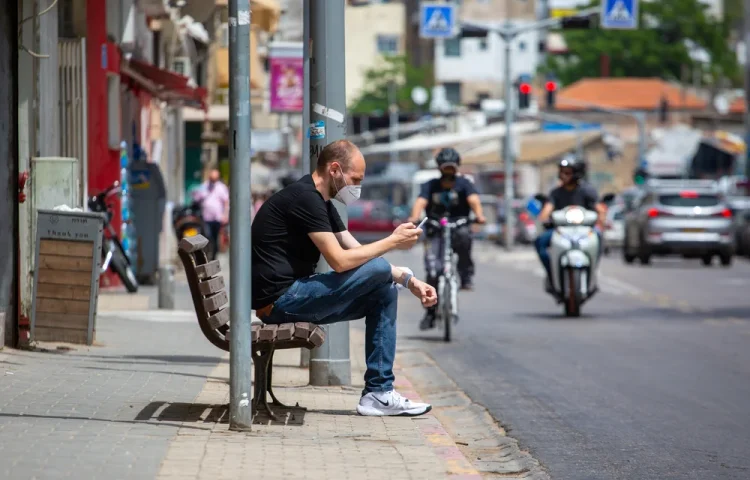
[425,216,473,342]
[87,181,139,293]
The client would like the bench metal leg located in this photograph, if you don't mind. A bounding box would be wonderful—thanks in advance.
[266,349,308,411]
[252,348,279,421]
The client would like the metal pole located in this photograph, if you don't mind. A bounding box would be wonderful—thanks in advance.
[636,112,646,167]
[502,33,515,250]
[228,0,253,431]
[299,0,311,369]
[744,0,750,178]
[389,81,399,163]
[308,0,351,386]
[576,121,584,159]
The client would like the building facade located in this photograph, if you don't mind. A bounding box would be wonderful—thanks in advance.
[434,0,540,106]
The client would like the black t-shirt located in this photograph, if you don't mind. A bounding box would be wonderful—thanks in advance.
[419,176,478,219]
[251,175,346,308]
[548,183,599,211]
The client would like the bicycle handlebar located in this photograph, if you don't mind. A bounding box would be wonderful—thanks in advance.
[425,217,475,229]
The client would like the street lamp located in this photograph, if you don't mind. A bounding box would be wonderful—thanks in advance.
[459,7,599,250]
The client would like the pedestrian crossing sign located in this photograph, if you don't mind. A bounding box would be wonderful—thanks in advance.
[420,3,456,39]
[601,0,638,30]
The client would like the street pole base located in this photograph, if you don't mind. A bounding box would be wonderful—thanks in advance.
[309,359,352,386]
[228,421,253,432]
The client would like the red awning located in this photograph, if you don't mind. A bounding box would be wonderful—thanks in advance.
[120,58,208,111]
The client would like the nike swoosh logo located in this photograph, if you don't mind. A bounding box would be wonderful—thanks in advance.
[373,397,390,407]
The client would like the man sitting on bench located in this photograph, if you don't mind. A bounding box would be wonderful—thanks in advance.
[252,139,437,417]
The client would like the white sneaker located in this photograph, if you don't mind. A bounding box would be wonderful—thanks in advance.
[356,390,432,417]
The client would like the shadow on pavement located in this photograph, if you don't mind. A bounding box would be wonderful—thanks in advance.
[514,312,597,321]
[136,401,228,423]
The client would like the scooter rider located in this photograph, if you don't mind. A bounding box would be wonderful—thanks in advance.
[536,154,607,290]
[408,147,486,330]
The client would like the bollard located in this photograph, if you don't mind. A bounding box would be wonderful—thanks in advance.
[158,265,175,310]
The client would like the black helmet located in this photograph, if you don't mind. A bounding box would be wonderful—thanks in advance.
[559,153,586,180]
[436,148,461,169]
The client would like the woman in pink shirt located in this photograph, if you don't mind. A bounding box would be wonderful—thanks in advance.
[192,169,229,260]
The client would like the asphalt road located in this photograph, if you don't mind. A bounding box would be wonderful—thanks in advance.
[387,243,750,480]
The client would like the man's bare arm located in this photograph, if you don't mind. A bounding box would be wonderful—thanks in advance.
[334,230,414,286]
[408,197,429,222]
[538,202,555,223]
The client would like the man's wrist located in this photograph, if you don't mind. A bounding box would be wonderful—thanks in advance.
[402,272,414,288]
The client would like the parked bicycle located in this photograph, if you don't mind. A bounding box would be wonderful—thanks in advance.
[87,181,138,293]
[425,216,474,342]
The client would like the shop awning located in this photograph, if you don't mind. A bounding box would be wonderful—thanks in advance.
[120,58,208,110]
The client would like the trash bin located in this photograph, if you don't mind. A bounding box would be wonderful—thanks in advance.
[129,160,167,285]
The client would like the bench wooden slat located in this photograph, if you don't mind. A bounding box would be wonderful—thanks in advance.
[293,322,310,340]
[309,326,326,347]
[203,291,229,313]
[196,260,221,279]
[251,325,259,342]
[179,235,209,253]
[207,308,230,329]
[276,323,295,341]
[198,276,225,296]
[259,325,277,342]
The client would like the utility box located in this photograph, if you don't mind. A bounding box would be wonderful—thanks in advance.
[31,210,104,345]
[129,160,167,284]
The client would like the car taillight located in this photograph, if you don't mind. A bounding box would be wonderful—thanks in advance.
[714,208,732,218]
[647,208,661,218]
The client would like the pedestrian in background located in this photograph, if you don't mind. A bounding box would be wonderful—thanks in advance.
[193,168,229,260]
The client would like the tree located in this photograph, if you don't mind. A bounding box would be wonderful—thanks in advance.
[541,0,740,87]
[349,55,433,115]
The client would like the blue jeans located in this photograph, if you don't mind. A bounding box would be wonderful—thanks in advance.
[262,257,397,395]
[535,229,603,279]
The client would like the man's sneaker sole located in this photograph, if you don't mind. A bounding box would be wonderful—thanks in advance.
[356,404,432,417]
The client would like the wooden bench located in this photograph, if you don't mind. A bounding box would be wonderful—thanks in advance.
[177,235,326,420]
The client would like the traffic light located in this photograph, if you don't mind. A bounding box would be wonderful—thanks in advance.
[518,82,531,109]
[560,14,596,29]
[545,80,557,109]
[633,167,648,185]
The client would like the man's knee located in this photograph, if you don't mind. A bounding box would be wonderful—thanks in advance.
[363,257,392,285]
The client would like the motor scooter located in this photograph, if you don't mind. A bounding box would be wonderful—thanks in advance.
[172,200,208,242]
[546,205,600,317]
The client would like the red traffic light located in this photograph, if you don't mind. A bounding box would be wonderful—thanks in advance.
[519,83,531,95]
[545,81,557,92]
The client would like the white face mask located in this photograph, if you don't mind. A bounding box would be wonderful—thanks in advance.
[333,170,361,206]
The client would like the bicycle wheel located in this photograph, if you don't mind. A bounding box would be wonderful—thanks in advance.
[440,278,452,342]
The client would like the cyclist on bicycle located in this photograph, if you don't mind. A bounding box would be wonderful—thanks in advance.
[408,147,486,330]
[535,154,606,290]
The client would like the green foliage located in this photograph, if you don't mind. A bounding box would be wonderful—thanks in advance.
[541,0,740,86]
[349,55,433,115]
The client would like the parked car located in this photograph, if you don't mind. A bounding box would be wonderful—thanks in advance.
[726,196,750,256]
[740,211,750,258]
[603,205,626,255]
[622,180,734,266]
[347,200,402,244]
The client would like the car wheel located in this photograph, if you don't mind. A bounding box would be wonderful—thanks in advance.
[720,253,732,267]
[701,255,713,266]
[622,236,635,264]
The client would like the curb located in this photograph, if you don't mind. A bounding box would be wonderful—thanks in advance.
[395,367,483,479]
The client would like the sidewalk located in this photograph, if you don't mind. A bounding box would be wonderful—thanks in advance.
[157,328,481,480]
[1,294,482,479]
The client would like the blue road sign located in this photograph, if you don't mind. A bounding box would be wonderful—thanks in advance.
[420,3,455,39]
[601,0,638,30]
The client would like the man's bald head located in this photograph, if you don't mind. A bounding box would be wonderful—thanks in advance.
[316,139,362,174]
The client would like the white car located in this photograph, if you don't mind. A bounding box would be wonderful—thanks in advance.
[603,205,625,254]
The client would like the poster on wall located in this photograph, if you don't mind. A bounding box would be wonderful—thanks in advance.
[269,55,303,113]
